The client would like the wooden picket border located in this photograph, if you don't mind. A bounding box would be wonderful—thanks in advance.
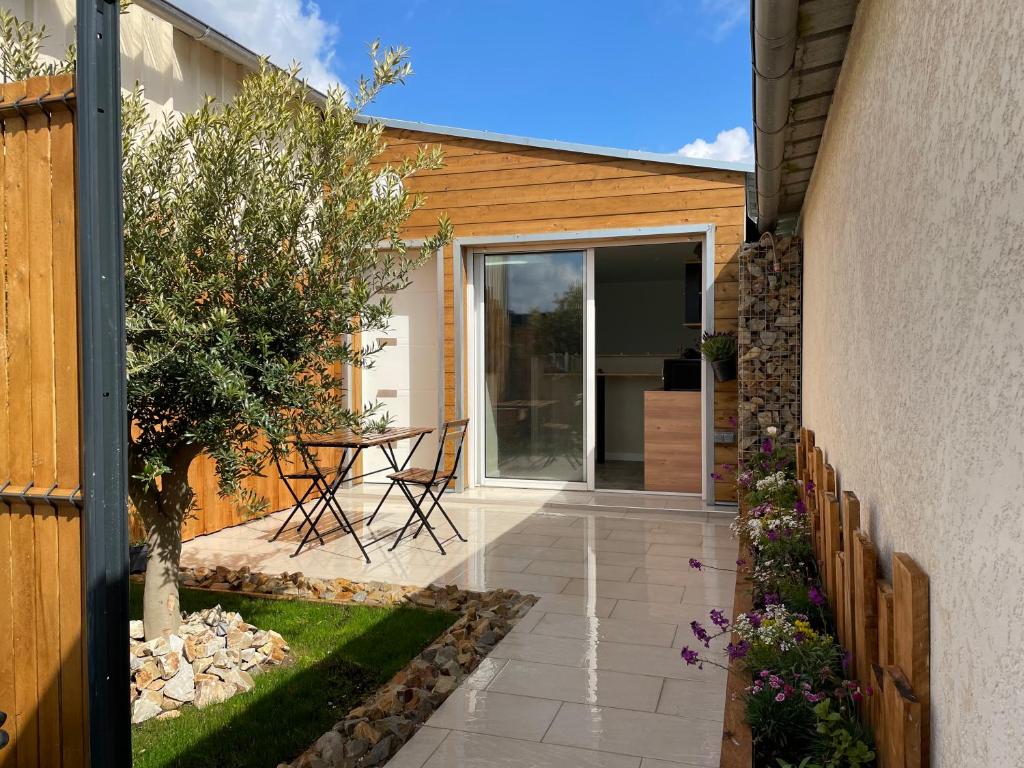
[798,427,930,768]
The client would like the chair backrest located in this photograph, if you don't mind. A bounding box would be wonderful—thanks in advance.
[429,418,470,484]
[272,437,329,479]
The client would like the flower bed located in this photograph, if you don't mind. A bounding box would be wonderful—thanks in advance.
[174,566,537,768]
[685,432,877,767]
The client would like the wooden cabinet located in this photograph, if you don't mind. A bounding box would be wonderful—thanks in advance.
[643,390,702,493]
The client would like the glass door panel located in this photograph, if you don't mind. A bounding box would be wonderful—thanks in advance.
[482,251,586,483]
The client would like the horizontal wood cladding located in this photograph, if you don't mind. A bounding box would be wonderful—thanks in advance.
[382,127,746,504]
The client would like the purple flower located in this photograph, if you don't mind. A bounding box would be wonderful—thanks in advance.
[746,611,763,629]
[775,692,786,702]
[709,609,729,629]
[794,631,806,644]
[794,500,806,515]
[710,472,723,481]
[680,647,700,666]
[726,640,750,661]
[761,437,774,453]
[763,593,780,605]
[728,415,738,428]
[808,585,825,607]
[766,529,779,541]
[689,558,703,571]
[690,621,711,648]
[842,650,853,673]
[805,479,815,492]
[736,558,747,567]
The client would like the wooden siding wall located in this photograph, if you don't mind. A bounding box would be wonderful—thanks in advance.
[380,128,745,502]
[181,128,747,541]
[0,75,87,768]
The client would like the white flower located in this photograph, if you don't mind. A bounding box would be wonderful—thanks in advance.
[766,426,778,437]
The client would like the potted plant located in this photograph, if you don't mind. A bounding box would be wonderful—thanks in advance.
[699,330,738,382]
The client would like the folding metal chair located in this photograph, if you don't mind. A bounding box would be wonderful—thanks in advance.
[270,439,349,545]
[388,418,469,555]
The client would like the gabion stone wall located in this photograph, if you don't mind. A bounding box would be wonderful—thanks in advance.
[737,235,803,465]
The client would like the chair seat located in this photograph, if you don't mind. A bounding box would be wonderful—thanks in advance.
[387,467,451,486]
[283,471,320,480]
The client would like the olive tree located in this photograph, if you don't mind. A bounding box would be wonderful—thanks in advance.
[123,53,450,639]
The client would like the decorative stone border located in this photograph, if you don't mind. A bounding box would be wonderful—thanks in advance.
[177,566,537,768]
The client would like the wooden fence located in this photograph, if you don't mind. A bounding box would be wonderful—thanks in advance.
[797,427,930,768]
[0,74,88,768]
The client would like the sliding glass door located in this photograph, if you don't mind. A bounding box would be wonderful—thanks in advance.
[479,250,590,485]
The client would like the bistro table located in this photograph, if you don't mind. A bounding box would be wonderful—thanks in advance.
[276,426,433,561]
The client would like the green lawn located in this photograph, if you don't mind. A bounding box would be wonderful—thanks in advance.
[130,583,455,768]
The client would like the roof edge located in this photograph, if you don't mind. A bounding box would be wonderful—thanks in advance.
[137,0,753,176]
[357,115,754,174]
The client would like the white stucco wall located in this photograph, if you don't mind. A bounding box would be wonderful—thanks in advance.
[800,1,1024,766]
[7,0,246,116]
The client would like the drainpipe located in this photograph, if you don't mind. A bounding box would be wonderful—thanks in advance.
[751,0,799,232]
[134,0,327,105]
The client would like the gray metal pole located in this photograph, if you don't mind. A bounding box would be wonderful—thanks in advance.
[76,0,130,764]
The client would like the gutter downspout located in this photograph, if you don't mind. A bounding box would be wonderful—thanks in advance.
[752,0,799,233]
[134,0,328,106]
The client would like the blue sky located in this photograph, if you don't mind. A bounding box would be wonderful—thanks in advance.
[177,0,753,162]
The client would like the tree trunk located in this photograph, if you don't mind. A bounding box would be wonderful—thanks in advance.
[129,444,200,641]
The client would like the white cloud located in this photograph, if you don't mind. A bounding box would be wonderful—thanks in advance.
[700,0,747,40]
[174,0,344,93]
[678,126,754,164]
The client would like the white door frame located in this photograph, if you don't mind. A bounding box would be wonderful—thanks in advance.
[456,224,718,503]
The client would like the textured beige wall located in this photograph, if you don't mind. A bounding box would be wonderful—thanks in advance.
[801,1,1024,766]
[7,0,246,116]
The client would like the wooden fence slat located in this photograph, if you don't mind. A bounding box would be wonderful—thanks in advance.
[4,76,42,768]
[27,75,63,768]
[49,75,87,765]
[834,550,846,643]
[823,492,840,607]
[893,553,929,768]
[0,77,14,768]
[841,491,861,653]
[852,532,878,712]
[882,666,923,768]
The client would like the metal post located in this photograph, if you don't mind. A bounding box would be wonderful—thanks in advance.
[76,0,130,765]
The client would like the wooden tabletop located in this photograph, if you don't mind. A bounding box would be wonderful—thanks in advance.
[299,425,433,448]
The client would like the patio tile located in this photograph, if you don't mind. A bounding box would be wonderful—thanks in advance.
[388,726,450,768]
[647,543,739,560]
[656,678,727,722]
[487,659,664,712]
[487,543,585,562]
[530,612,677,648]
[561,579,685,604]
[531,592,617,618]
[509,608,546,634]
[494,532,563,548]
[542,703,722,766]
[462,657,510,690]
[641,759,710,768]
[551,537,650,554]
[422,731,640,768]
[525,560,636,581]
[611,600,731,626]
[476,571,571,595]
[488,633,725,683]
[426,689,562,741]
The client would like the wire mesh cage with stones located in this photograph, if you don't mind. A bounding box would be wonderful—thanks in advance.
[737,236,803,467]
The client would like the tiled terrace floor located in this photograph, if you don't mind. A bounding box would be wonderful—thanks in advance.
[181,488,739,768]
